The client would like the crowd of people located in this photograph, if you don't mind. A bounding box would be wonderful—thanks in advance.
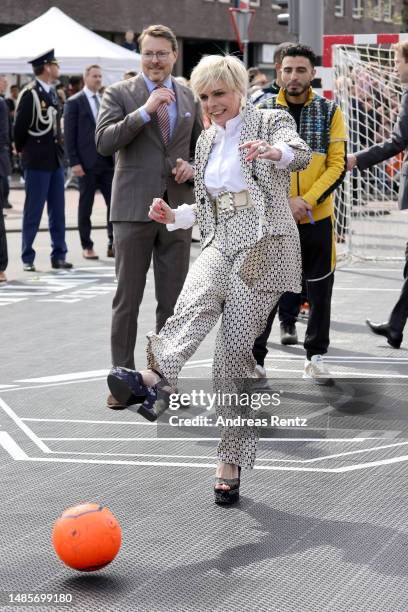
[1,23,408,504]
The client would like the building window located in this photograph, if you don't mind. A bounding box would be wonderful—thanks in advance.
[352,0,363,19]
[335,0,344,16]
[371,0,381,20]
[382,0,393,21]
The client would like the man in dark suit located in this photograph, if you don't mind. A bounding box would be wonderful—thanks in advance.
[14,49,72,272]
[348,40,408,348]
[0,94,10,282]
[0,75,12,211]
[64,64,114,260]
[96,24,203,408]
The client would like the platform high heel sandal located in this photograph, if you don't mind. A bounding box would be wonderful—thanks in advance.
[107,367,149,407]
[214,466,241,505]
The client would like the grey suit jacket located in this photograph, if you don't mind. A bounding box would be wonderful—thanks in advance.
[95,74,203,222]
[355,88,408,210]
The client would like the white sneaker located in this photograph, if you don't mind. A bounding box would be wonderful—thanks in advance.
[254,364,266,379]
[303,355,333,386]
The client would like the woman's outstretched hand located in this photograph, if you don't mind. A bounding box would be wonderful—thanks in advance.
[148,198,176,224]
[239,140,282,162]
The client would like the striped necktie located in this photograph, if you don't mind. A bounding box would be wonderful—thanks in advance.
[155,85,171,145]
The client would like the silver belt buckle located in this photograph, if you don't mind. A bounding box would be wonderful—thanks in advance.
[218,190,235,212]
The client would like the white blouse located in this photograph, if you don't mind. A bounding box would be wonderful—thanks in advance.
[167,112,294,231]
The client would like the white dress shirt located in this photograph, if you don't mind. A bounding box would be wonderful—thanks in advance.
[83,86,101,121]
[167,111,294,231]
[36,78,52,93]
[139,74,177,137]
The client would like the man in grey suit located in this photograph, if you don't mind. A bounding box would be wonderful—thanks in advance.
[348,40,408,348]
[96,24,203,407]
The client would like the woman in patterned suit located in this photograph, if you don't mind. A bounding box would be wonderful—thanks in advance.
[108,55,311,504]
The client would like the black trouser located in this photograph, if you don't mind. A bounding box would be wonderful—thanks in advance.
[78,165,113,250]
[0,176,9,207]
[253,291,301,367]
[253,216,335,364]
[0,179,8,271]
[389,241,408,335]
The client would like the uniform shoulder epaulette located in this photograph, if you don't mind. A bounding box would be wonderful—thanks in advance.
[20,81,36,96]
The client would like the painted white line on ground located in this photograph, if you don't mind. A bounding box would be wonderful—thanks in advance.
[40,436,387,442]
[0,448,394,472]
[0,377,107,394]
[262,368,408,378]
[333,287,400,291]
[0,452,341,472]
[0,398,51,453]
[334,454,408,472]
[0,292,49,297]
[0,298,27,303]
[265,356,408,362]
[77,266,114,271]
[22,418,156,425]
[291,441,408,464]
[1,370,406,396]
[337,268,402,272]
[0,385,17,390]
[16,370,109,383]
[1,429,400,471]
[0,431,29,459]
[53,450,219,460]
[49,441,408,464]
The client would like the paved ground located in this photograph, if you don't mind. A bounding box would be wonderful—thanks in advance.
[1,189,408,611]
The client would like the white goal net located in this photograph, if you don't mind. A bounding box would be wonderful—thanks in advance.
[333,42,406,260]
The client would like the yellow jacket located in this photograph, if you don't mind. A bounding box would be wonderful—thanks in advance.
[259,88,347,223]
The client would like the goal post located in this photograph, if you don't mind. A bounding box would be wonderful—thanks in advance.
[322,33,408,261]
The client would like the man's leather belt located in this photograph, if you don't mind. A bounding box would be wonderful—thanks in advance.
[214,189,253,212]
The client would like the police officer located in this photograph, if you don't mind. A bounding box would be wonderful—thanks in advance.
[14,49,72,271]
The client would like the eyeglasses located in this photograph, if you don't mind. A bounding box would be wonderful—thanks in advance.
[142,51,172,60]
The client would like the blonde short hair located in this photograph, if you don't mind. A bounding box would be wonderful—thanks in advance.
[190,55,248,99]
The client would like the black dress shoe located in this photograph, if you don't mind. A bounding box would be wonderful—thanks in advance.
[366,319,403,348]
[51,259,73,270]
[107,246,115,258]
[23,263,36,272]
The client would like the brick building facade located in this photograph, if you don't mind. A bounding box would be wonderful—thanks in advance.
[0,0,403,76]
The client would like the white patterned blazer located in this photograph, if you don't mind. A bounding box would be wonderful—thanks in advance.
[193,102,312,293]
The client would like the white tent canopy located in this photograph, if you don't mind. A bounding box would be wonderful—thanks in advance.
[0,6,141,85]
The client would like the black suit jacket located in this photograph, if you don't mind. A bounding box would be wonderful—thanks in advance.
[0,97,11,178]
[14,80,64,171]
[356,88,408,210]
[64,90,113,171]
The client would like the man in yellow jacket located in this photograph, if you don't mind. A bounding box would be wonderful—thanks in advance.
[253,44,347,383]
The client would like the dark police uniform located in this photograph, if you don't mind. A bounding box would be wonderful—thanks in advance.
[0,96,10,275]
[14,49,71,270]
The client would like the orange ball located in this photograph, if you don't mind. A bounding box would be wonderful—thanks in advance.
[52,503,122,571]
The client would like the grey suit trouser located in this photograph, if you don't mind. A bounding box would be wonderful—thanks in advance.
[111,221,192,369]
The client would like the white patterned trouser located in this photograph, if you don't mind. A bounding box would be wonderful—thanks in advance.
[147,244,281,469]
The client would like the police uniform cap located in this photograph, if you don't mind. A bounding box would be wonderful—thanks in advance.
[29,49,59,68]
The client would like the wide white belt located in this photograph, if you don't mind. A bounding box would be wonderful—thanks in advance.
[214,189,253,212]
